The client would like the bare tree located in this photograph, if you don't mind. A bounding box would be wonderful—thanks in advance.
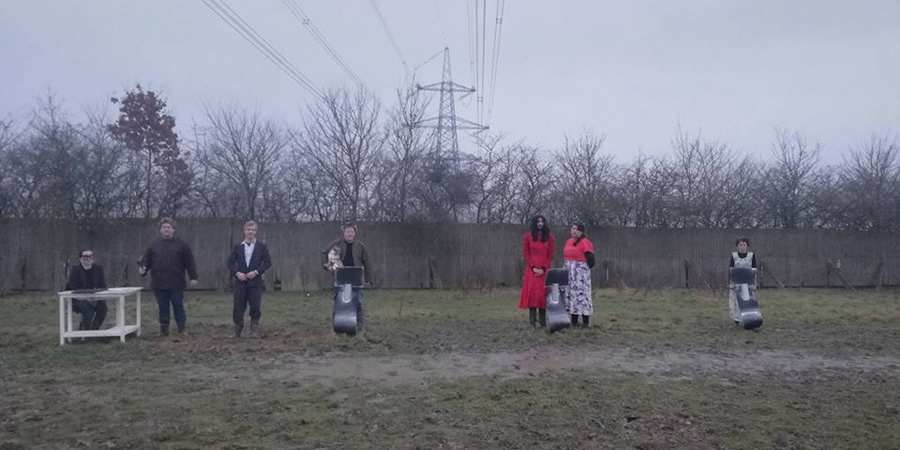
[470,135,518,223]
[512,144,556,224]
[10,96,84,219]
[1,97,149,220]
[759,128,823,228]
[371,86,431,222]
[807,165,844,229]
[0,114,23,217]
[258,160,307,222]
[610,154,676,227]
[0,115,19,151]
[184,144,235,219]
[838,134,900,231]
[557,130,614,225]
[714,155,760,228]
[669,128,757,228]
[293,88,383,222]
[72,110,134,219]
[194,104,288,220]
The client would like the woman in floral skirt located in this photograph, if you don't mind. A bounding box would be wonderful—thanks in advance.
[563,223,595,327]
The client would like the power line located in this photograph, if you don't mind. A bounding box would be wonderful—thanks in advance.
[479,0,487,125]
[368,0,408,73]
[282,0,364,87]
[485,0,505,126]
[206,0,321,97]
[201,0,322,100]
[466,0,477,90]
[473,0,481,121]
[414,49,445,74]
[433,0,449,46]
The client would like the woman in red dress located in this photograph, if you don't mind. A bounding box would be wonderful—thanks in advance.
[519,215,555,327]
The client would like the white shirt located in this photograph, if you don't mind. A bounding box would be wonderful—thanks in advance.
[244,241,255,268]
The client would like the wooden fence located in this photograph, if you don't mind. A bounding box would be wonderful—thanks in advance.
[0,219,896,292]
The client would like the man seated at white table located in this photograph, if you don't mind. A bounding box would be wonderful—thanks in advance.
[65,249,108,331]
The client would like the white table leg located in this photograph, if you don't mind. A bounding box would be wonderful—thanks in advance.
[136,291,142,337]
[66,298,73,341]
[119,295,126,343]
[59,296,65,346]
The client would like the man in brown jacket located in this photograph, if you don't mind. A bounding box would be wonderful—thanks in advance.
[321,222,372,329]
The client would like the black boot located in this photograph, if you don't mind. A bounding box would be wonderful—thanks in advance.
[538,308,547,328]
[160,324,169,336]
[176,322,188,336]
[231,322,243,338]
[249,319,260,338]
[582,315,590,328]
[570,314,579,328]
[529,308,537,327]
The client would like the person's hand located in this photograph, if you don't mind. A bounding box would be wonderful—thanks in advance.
[247,271,258,280]
[189,279,198,287]
[138,266,147,276]
[236,272,247,281]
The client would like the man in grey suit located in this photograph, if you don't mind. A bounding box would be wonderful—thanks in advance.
[227,220,272,338]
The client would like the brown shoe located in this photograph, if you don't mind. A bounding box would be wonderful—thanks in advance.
[231,323,243,338]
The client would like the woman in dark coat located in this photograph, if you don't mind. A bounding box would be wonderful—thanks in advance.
[519,215,555,327]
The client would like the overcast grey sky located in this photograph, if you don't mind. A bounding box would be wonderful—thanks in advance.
[2,0,899,162]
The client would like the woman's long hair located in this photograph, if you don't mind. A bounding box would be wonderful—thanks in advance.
[530,215,550,242]
[572,223,587,246]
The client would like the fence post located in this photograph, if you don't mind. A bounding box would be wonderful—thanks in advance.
[684,259,690,289]
[826,260,854,290]
[758,258,785,289]
[18,257,27,291]
[869,259,884,289]
[603,259,610,288]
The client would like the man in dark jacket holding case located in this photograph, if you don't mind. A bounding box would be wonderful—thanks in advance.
[321,222,372,330]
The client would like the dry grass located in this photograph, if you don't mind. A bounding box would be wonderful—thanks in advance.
[1,287,899,449]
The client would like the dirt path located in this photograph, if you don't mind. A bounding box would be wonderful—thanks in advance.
[184,347,900,386]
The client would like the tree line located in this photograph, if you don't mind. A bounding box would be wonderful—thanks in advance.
[1,85,898,231]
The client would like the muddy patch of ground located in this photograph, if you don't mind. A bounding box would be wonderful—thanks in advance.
[172,346,900,388]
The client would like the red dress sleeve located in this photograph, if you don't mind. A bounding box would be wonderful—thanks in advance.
[522,233,531,269]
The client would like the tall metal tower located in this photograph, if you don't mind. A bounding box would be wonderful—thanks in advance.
[415,47,487,176]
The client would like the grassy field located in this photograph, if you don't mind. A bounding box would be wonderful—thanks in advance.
[1,287,899,449]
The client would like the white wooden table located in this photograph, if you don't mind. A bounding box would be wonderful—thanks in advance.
[57,287,142,345]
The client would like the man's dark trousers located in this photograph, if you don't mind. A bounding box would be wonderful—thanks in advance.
[233,281,263,325]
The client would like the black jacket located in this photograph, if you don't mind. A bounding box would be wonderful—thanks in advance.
[65,264,107,291]
[141,237,198,290]
[227,241,272,287]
